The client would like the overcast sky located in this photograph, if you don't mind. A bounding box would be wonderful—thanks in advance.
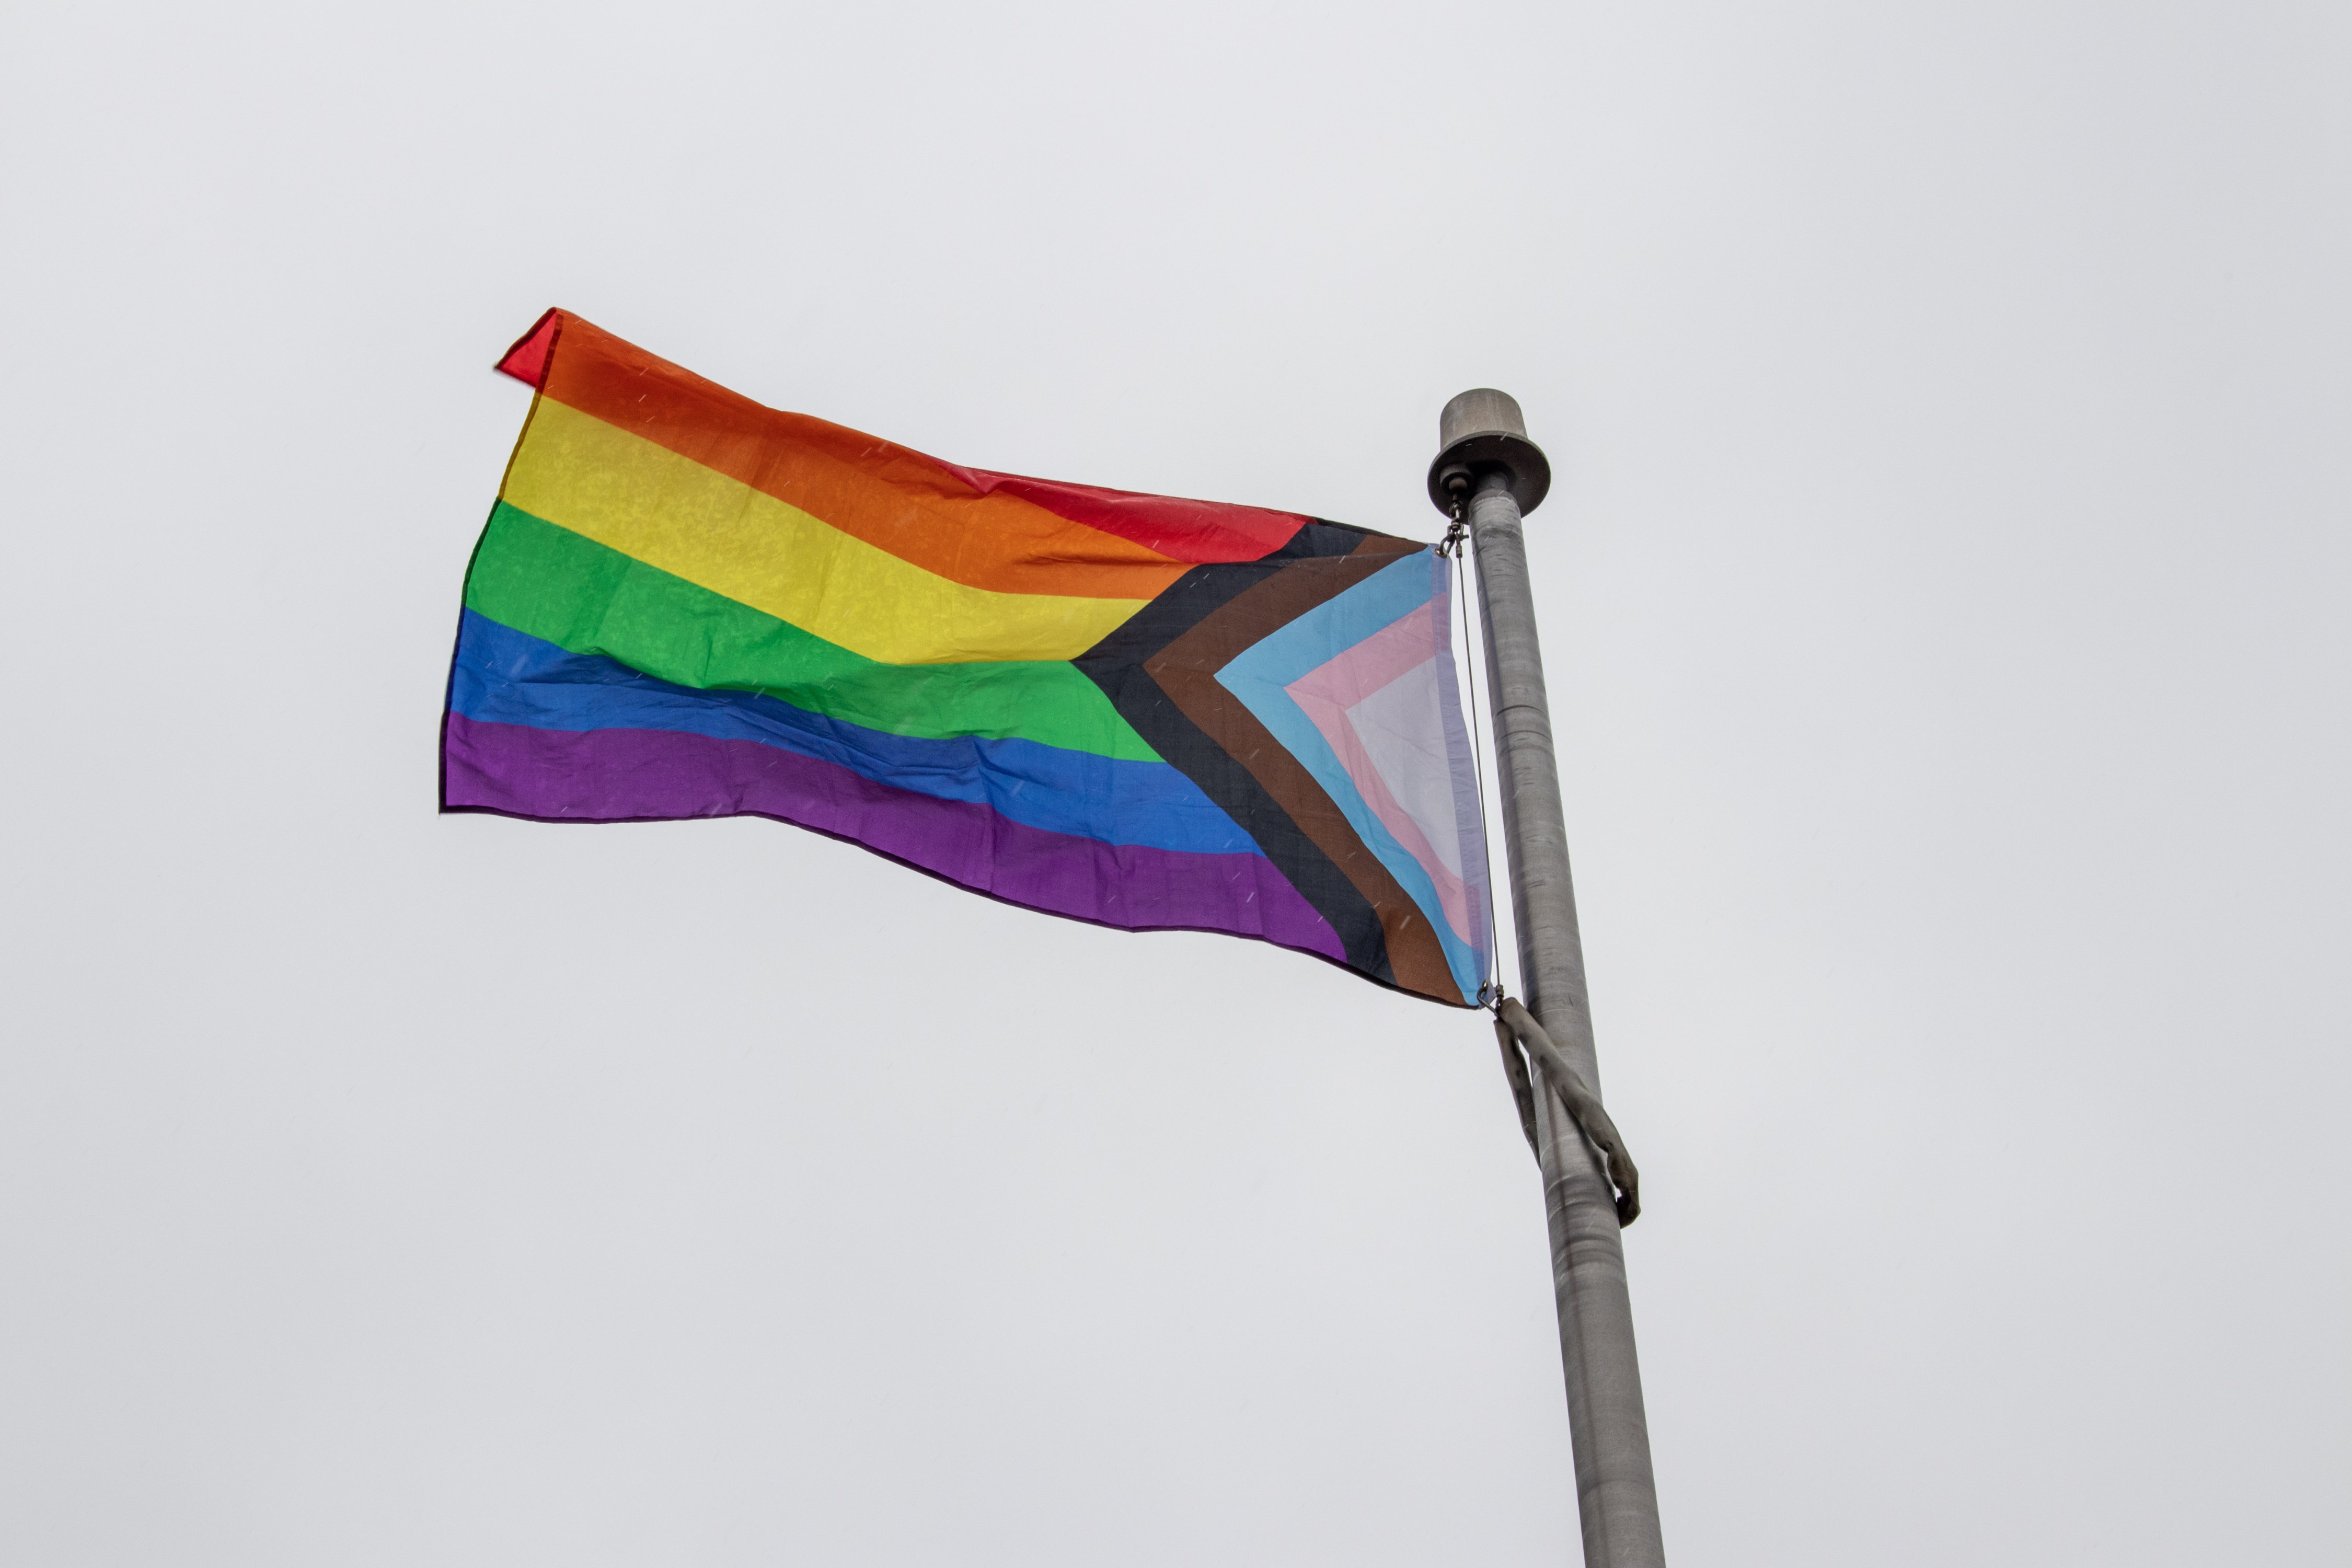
[5,3,2346,1564]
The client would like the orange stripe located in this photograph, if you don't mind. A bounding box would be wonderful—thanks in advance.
[538,317,1194,602]
[502,398,1154,664]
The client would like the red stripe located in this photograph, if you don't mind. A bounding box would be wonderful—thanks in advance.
[495,308,561,388]
[491,309,1307,566]
[948,468,1305,564]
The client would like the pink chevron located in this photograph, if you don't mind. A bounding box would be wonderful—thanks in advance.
[1284,602,1479,944]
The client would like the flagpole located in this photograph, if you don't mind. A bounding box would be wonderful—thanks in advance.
[1433,390,1666,1568]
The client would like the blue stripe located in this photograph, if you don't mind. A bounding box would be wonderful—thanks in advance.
[452,610,1260,856]
[1216,553,1487,1003]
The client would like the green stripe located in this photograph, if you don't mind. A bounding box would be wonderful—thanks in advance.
[463,502,1162,762]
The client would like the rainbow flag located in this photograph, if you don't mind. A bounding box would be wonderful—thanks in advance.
[443,310,1493,1006]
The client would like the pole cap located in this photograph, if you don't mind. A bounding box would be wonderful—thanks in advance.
[1427,388,1551,516]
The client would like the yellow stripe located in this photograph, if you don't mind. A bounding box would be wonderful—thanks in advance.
[502,398,1149,664]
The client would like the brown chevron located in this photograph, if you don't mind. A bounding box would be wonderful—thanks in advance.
[1141,535,1458,1002]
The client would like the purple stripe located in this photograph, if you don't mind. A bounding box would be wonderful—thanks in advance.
[444,713,1345,961]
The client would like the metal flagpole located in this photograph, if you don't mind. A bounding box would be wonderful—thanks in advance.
[1431,390,1666,1568]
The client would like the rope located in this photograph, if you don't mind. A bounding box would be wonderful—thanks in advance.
[1445,499,1537,1157]
[1495,998,1641,1227]
[1444,499,1505,1009]
[1496,1006,1646,1222]
[1446,498,1640,1227]
[1494,1018,1541,1157]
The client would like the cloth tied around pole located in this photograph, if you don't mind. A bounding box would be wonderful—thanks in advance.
[1493,997,1641,1227]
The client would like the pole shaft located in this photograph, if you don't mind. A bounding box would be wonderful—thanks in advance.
[1468,473,1666,1568]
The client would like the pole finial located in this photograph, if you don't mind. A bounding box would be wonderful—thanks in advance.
[1428,387,1551,517]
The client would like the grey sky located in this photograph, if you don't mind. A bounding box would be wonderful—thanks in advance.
[4,3,2346,1563]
